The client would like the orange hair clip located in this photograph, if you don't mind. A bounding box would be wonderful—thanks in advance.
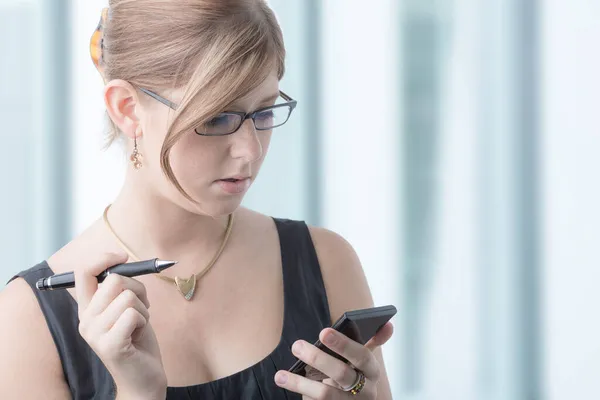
[90,8,108,79]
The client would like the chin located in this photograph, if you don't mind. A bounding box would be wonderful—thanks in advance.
[165,179,251,218]
[181,195,244,218]
[207,198,244,217]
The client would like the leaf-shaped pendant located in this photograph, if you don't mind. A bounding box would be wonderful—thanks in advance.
[174,275,196,301]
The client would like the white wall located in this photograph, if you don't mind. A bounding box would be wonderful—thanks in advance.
[542,1,600,399]
[0,0,38,285]
[423,0,480,397]
[320,0,402,395]
[70,0,125,235]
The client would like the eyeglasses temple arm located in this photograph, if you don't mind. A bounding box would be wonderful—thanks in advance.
[139,87,178,110]
[279,90,294,102]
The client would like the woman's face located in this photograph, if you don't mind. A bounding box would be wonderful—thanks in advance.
[135,68,280,217]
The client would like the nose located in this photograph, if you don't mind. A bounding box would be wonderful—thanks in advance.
[229,119,263,162]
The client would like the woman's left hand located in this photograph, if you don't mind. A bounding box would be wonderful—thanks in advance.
[274,322,394,399]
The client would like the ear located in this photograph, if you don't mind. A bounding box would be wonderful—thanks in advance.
[104,79,141,139]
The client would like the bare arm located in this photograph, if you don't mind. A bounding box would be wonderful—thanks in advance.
[0,278,71,399]
[309,226,394,400]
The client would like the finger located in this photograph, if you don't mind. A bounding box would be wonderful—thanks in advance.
[291,340,357,389]
[365,322,394,351]
[98,289,150,331]
[85,273,150,317]
[274,371,338,399]
[319,328,379,380]
[75,251,128,314]
[107,307,147,343]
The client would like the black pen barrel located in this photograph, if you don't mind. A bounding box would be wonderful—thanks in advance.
[36,259,164,291]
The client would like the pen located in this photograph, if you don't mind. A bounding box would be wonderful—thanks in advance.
[35,258,178,291]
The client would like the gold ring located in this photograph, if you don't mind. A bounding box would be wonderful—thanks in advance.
[341,370,366,395]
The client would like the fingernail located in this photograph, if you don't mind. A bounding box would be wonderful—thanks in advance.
[323,331,337,346]
[275,372,288,385]
[292,341,303,354]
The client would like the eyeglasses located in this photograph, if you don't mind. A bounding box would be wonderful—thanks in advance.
[138,87,297,136]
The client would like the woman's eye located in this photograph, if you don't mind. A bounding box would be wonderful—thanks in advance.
[206,114,231,127]
[255,110,274,121]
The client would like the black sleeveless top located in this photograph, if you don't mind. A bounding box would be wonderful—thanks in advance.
[9,218,332,399]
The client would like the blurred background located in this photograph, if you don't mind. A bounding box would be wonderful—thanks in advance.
[1,0,598,399]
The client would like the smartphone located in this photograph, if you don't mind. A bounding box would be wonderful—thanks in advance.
[288,305,397,380]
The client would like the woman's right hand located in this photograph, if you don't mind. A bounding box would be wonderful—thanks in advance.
[75,252,167,400]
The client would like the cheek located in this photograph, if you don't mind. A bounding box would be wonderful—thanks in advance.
[140,131,166,170]
[257,132,273,161]
[139,113,169,166]
[168,132,222,181]
[245,133,272,174]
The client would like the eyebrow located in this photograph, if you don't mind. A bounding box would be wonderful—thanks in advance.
[230,92,280,111]
[255,92,280,108]
[261,92,280,104]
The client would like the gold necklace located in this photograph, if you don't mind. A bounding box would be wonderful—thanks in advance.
[102,204,234,301]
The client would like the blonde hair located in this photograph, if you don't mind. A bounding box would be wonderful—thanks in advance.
[101,0,285,202]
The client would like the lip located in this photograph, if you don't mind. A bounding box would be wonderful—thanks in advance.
[216,177,251,194]
[222,175,251,181]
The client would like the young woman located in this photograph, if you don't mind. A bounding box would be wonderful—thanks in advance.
[0,1,394,398]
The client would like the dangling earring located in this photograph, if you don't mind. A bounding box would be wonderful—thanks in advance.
[130,135,143,170]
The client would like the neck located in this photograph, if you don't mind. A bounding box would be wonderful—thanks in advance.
[105,173,232,265]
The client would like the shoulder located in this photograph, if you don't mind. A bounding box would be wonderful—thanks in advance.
[238,209,374,316]
[235,207,276,234]
[229,208,375,319]
[0,275,46,325]
[305,225,374,322]
[0,277,70,397]
[0,221,107,397]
